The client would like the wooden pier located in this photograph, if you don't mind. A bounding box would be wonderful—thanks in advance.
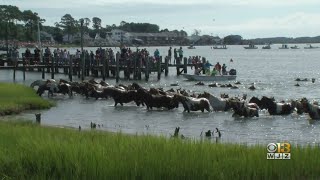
[0,53,206,82]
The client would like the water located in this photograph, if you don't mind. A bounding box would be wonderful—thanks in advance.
[1,44,320,145]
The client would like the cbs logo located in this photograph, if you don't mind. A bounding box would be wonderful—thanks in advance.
[267,143,291,153]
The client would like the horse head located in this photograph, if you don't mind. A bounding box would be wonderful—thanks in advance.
[260,96,275,109]
[131,82,143,90]
[249,97,261,107]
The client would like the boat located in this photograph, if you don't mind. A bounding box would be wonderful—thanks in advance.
[262,44,271,49]
[212,45,227,49]
[290,45,299,49]
[187,45,196,49]
[279,44,289,49]
[244,44,258,49]
[183,74,236,81]
[304,44,320,49]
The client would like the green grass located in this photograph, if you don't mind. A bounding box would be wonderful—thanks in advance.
[0,121,319,179]
[0,83,54,115]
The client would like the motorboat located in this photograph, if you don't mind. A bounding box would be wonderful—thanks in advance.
[244,44,258,49]
[262,44,271,49]
[183,69,237,81]
[187,45,196,49]
[212,45,227,49]
[304,44,320,49]
[279,44,289,49]
[290,45,299,49]
[183,74,236,81]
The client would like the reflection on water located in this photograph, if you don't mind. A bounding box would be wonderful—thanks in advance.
[1,45,320,145]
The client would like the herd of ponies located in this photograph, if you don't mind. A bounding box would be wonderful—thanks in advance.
[30,79,320,120]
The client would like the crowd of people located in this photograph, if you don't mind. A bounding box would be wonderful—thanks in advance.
[4,45,234,76]
[194,60,230,76]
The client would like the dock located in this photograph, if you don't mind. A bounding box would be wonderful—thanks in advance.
[0,51,206,82]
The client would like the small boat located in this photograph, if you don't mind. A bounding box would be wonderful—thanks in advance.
[304,44,320,49]
[244,44,258,49]
[187,45,196,49]
[262,44,271,49]
[279,44,289,49]
[290,45,299,49]
[183,74,236,81]
[213,45,227,49]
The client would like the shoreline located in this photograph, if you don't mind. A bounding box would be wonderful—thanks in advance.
[1,119,320,179]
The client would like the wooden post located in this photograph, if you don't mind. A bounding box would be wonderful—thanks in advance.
[145,56,149,81]
[55,56,59,73]
[46,56,50,73]
[138,57,142,80]
[51,56,54,79]
[77,56,81,79]
[41,51,45,79]
[35,113,41,124]
[157,56,161,80]
[133,55,137,80]
[13,64,16,81]
[176,56,181,76]
[106,52,109,78]
[81,51,86,81]
[125,57,130,80]
[23,56,26,81]
[102,49,106,81]
[165,56,169,76]
[116,52,120,83]
[183,57,187,74]
[202,57,206,74]
[69,55,73,82]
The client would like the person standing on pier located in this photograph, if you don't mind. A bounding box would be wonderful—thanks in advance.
[25,48,31,66]
[178,47,183,64]
[154,49,160,60]
[174,48,177,64]
[214,62,221,75]
[12,48,19,67]
[168,47,172,64]
[34,47,40,65]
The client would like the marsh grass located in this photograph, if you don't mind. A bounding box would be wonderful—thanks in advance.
[0,83,54,115]
[0,121,319,179]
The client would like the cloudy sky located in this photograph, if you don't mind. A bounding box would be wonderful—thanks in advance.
[3,0,320,38]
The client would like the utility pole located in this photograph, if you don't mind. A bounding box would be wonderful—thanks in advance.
[35,13,44,79]
[80,18,84,80]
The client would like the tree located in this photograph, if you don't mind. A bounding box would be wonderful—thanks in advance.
[120,20,127,27]
[0,5,22,53]
[192,29,201,36]
[223,35,243,45]
[21,10,37,41]
[57,14,78,41]
[83,17,90,27]
[105,25,113,31]
[92,17,101,31]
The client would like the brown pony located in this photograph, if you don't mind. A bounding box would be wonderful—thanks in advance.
[173,94,211,113]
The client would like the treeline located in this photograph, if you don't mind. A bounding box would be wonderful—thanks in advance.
[248,36,320,45]
[0,5,188,44]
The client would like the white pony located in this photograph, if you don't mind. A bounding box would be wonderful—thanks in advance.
[304,101,320,120]
[198,92,230,111]
[173,94,211,113]
[30,79,56,88]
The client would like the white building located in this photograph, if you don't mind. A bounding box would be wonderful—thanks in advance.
[106,29,127,43]
[62,33,94,45]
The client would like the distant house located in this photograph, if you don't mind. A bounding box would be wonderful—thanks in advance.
[106,29,126,43]
[124,32,181,45]
[40,31,55,43]
[62,33,94,45]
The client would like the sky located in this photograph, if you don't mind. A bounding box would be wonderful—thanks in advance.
[3,0,320,39]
